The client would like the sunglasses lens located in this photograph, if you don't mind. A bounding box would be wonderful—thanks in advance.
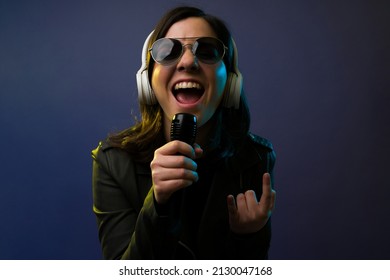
[151,38,182,65]
[150,37,226,65]
[194,38,225,64]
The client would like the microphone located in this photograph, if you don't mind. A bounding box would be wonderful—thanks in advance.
[170,113,197,145]
[168,113,197,232]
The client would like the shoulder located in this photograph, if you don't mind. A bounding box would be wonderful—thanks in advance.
[239,133,276,174]
[92,139,133,172]
[228,133,276,171]
[246,132,276,169]
[92,139,150,177]
[247,132,274,152]
[92,139,124,161]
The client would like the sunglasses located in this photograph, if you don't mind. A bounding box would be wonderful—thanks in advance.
[149,37,227,66]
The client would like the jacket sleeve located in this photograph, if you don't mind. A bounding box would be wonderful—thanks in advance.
[91,142,176,259]
[225,135,276,259]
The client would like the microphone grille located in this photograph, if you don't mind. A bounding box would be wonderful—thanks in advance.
[170,113,197,145]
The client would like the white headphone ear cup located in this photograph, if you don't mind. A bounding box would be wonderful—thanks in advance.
[222,37,242,109]
[144,71,156,104]
[137,67,156,104]
[136,67,145,103]
[223,71,242,109]
[136,31,157,105]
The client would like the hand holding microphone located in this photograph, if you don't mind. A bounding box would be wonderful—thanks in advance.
[151,113,203,204]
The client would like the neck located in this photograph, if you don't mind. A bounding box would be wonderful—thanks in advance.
[196,118,221,154]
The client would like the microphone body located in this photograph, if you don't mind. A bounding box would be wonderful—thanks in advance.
[170,113,197,145]
[168,113,197,234]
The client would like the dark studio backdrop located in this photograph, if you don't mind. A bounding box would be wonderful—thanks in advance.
[1,0,389,259]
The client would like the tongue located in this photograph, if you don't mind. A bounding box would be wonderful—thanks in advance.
[175,92,202,104]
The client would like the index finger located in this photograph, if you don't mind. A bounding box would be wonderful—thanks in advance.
[258,173,276,212]
[158,140,195,158]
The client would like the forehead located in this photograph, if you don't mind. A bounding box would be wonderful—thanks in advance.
[165,17,217,39]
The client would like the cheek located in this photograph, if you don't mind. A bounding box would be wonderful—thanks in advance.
[198,66,227,126]
[151,67,163,92]
[151,66,172,109]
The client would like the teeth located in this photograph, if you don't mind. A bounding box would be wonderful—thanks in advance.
[174,82,202,90]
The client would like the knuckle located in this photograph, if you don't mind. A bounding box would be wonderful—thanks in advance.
[172,140,181,150]
[173,179,190,189]
[245,190,256,199]
[150,156,161,169]
[177,168,187,177]
[176,156,186,166]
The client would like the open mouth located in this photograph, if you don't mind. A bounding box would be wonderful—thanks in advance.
[172,81,204,104]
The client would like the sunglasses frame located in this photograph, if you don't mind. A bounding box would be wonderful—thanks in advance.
[149,37,227,66]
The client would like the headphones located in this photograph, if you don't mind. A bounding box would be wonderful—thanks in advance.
[136,30,243,109]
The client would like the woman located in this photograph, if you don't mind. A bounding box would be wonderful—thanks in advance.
[92,6,276,259]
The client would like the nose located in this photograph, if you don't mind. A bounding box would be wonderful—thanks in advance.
[176,44,199,71]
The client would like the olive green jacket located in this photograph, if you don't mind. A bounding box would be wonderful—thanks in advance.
[92,133,275,259]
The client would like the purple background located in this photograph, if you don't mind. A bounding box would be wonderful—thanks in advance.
[1,0,389,259]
